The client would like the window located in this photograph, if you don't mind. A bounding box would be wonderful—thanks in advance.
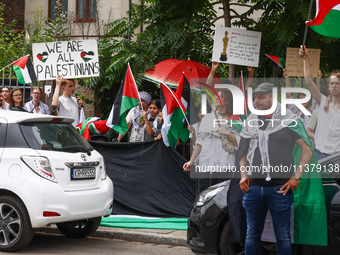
[49,0,68,19]
[76,0,97,21]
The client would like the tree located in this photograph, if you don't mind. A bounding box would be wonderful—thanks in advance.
[0,3,26,74]
[81,0,217,117]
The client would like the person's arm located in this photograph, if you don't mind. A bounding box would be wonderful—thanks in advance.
[183,143,202,171]
[188,125,197,144]
[280,137,313,195]
[52,75,62,109]
[306,127,315,140]
[206,62,219,86]
[316,69,322,92]
[245,66,254,92]
[143,110,155,136]
[117,122,131,142]
[217,128,238,147]
[239,142,250,192]
[299,46,322,104]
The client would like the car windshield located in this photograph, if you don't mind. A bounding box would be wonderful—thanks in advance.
[20,122,93,152]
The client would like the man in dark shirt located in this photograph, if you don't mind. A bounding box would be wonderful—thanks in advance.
[239,83,312,255]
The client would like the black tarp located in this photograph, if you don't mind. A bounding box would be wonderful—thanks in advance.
[90,140,196,217]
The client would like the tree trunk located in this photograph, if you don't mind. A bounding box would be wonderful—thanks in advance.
[221,0,235,81]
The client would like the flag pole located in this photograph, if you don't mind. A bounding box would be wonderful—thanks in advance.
[302,0,314,47]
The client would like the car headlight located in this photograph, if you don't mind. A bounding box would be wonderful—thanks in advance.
[21,156,57,183]
[196,186,224,206]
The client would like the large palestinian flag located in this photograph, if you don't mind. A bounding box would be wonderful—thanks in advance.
[12,55,37,84]
[160,81,189,148]
[306,0,340,38]
[106,63,140,134]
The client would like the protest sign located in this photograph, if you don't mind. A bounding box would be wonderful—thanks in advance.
[212,26,262,67]
[32,40,99,80]
[286,47,320,77]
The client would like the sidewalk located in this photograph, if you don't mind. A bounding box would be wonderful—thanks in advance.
[39,225,188,247]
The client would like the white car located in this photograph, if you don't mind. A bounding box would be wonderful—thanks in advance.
[0,110,114,251]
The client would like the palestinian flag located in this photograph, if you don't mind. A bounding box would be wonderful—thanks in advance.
[289,119,327,246]
[76,118,110,140]
[265,54,286,68]
[160,82,189,148]
[306,0,340,38]
[12,55,37,84]
[36,52,48,63]
[106,63,140,135]
[81,51,95,62]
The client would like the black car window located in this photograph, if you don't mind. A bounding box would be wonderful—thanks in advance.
[20,122,93,152]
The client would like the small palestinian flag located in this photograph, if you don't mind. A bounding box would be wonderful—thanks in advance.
[81,51,94,62]
[36,52,49,63]
[106,63,140,135]
[12,55,38,84]
[306,0,340,38]
[265,54,286,69]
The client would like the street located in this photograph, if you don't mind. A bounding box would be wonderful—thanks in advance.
[2,232,193,255]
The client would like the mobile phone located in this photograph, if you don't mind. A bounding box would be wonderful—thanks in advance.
[75,93,78,97]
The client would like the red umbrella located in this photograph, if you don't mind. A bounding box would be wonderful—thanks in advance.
[143,59,219,88]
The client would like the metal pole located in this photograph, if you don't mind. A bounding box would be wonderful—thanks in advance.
[302,0,314,46]
[128,0,132,42]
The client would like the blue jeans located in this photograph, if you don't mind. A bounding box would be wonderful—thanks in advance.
[242,185,293,255]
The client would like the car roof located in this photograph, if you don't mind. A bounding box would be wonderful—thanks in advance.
[0,110,74,124]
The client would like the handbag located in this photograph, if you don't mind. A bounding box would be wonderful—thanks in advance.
[221,135,235,153]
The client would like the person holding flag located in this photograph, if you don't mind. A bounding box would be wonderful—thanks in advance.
[183,87,241,191]
[300,45,340,159]
[117,91,151,142]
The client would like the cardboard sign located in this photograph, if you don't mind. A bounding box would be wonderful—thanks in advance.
[286,47,320,77]
[212,26,262,67]
[32,40,99,81]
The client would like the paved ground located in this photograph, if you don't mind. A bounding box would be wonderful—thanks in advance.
[39,225,188,247]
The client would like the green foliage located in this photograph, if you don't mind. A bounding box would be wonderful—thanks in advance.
[82,0,217,117]
[0,3,26,75]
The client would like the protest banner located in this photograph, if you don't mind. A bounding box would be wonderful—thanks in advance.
[212,26,262,67]
[32,40,99,80]
[286,47,320,77]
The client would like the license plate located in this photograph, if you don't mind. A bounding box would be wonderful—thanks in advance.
[71,168,95,180]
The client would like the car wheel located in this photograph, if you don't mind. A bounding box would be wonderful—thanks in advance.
[0,196,34,252]
[56,217,101,238]
[220,221,245,255]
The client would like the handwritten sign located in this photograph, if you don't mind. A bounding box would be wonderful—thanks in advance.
[212,26,262,67]
[32,40,99,81]
[286,47,320,77]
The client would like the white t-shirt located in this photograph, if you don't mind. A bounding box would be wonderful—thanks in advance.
[196,112,240,169]
[0,102,9,110]
[57,96,79,127]
[126,106,143,142]
[314,95,340,154]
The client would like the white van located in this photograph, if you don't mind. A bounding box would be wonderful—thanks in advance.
[0,110,114,251]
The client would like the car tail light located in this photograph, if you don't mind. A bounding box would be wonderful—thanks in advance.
[43,211,61,217]
[21,156,57,183]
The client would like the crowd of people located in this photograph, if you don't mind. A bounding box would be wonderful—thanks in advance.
[182,46,337,254]
[0,75,82,127]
